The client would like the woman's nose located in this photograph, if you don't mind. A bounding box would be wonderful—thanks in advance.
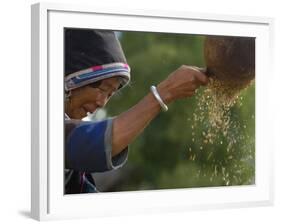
[96,93,108,107]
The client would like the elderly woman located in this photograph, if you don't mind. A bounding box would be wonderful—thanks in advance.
[64,29,208,194]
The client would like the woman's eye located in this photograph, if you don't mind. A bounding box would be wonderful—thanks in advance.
[97,87,115,98]
[98,87,107,92]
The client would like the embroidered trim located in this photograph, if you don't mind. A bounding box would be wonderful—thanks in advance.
[65,62,130,91]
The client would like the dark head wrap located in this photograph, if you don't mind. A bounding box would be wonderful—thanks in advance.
[64,28,130,91]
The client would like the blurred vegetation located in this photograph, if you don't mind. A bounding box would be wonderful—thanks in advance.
[104,31,255,191]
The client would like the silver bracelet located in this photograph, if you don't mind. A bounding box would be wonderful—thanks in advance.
[150,85,168,112]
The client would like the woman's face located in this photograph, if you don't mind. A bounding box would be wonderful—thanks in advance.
[66,77,120,119]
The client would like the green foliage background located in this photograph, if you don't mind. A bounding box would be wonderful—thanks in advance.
[104,31,255,191]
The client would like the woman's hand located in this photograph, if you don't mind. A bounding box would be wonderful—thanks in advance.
[156,65,209,104]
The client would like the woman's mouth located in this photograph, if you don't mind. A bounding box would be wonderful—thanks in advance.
[83,106,97,114]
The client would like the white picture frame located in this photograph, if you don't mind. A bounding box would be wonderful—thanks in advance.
[31,2,274,221]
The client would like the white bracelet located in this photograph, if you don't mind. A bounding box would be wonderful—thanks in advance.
[150,85,168,112]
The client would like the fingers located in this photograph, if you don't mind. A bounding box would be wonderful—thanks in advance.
[197,67,207,74]
[188,66,209,86]
[189,66,206,74]
[195,71,209,86]
[159,65,209,102]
